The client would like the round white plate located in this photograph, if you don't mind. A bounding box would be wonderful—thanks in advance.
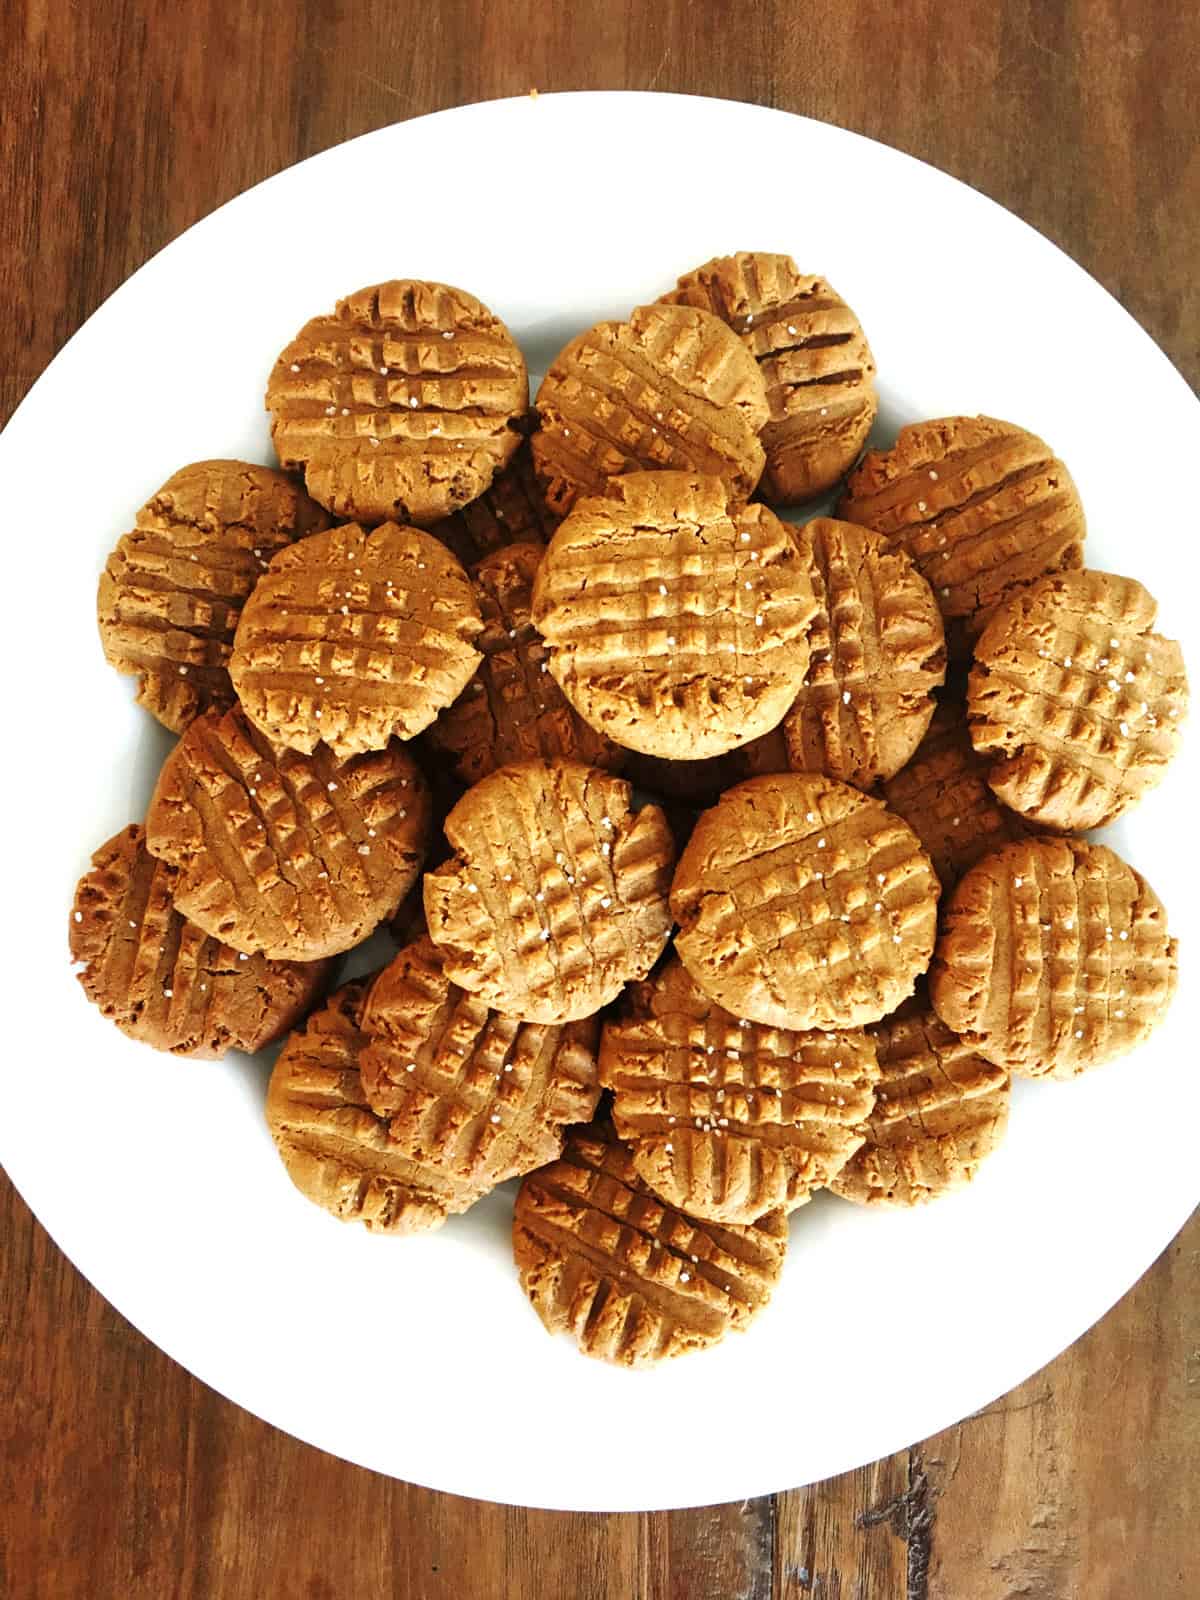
[1,92,1196,1513]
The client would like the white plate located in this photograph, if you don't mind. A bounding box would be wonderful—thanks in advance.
[1,92,1196,1513]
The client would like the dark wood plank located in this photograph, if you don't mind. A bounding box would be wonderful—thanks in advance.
[1,0,1196,1596]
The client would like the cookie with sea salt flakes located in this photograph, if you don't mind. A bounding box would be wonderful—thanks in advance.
[881,696,1034,892]
[830,994,1010,1207]
[736,518,945,788]
[600,957,878,1224]
[266,980,490,1233]
[427,438,558,566]
[532,303,769,518]
[423,759,676,1023]
[70,824,330,1058]
[967,569,1188,831]
[661,252,878,503]
[512,1129,788,1367]
[266,279,528,525]
[357,936,600,1186]
[424,541,624,785]
[145,704,430,961]
[531,473,818,760]
[230,520,483,758]
[97,460,329,733]
[671,774,939,1031]
[930,837,1178,1079]
[838,415,1086,658]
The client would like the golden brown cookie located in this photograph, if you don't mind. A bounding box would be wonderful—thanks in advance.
[424,541,623,785]
[512,1129,788,1366]
[662,253,877,504]
[423,759,676,1023]
[266,279,528,525]
[830,995,1010,1207]
[531,473,818,759]
[838,416,1086,658]
[229,520,482,757]
[967,569,1188,831]
[70,824,330,1058]
[881,696,1034,892]
[600,957,878,1223]
[532,303,769,518]
[736,518,945,787]
[266,981,489,1233]
[930,838,1178,1079]
[145,705,430,961]
[357,936,600,1187]
[671,775,939,1031]
[428,438,557,566]
[97,460,329,732]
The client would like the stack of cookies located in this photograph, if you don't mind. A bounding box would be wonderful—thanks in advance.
[74,257,1187,1369]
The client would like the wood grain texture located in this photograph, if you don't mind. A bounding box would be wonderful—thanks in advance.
[1,0,1196,1596]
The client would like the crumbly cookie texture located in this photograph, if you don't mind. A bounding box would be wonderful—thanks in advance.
[513,1129,788,1366]
[230,520,482,757]
[601,958,878,1224]
[736,517,945,788]
[830,994,1010,1207]
[97,459,329,732]
[882,695,1035,893]
[427,438,557,566]
[424,759,676,1023]
[838,415,1086,658]
[930,837,1178,1079]
[532,303,769,518]
[968,569,1188,831]
[266,279,527,525]
[426,541,623,784]
[531,472,818,760]
[267,981,488,1233]
[671,774,939,1031]
[145,704,430,961]
[358,935,599,1185]
[70,824,330,1058]
[662,252,877,503]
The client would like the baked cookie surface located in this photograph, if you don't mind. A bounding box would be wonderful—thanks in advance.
[662,252,877,503]
[267,981,488,1233]
[358,935,600,1185]
[930,837,1178,1078]
[98,460,329,732]
[424,759,676,1023]
[736,517,945,787]
[145,705,430,961]
[230,520,482,757]
[968,569,1188,830]
[266,279,527,525]
[532,303,768,517]
[71,824,329,1058]
[830,994,1010,1206]
[671,775,939,1031]
[425,541,623,784]
[427,438,557,566]
[512,1130,787,1366]
[601,957,878,1223]
[838,415,1086,658]
[531,473,818,759]
[881,695,1033,892]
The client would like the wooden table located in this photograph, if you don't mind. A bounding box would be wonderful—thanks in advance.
[3,3,1197,1595]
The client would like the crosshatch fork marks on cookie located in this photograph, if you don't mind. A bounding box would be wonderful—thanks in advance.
[513,1132,787,1365]
[145,704,430,961]
[601,958,878,1223]
[358,936,599,1187]
[424,760,676,1023]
